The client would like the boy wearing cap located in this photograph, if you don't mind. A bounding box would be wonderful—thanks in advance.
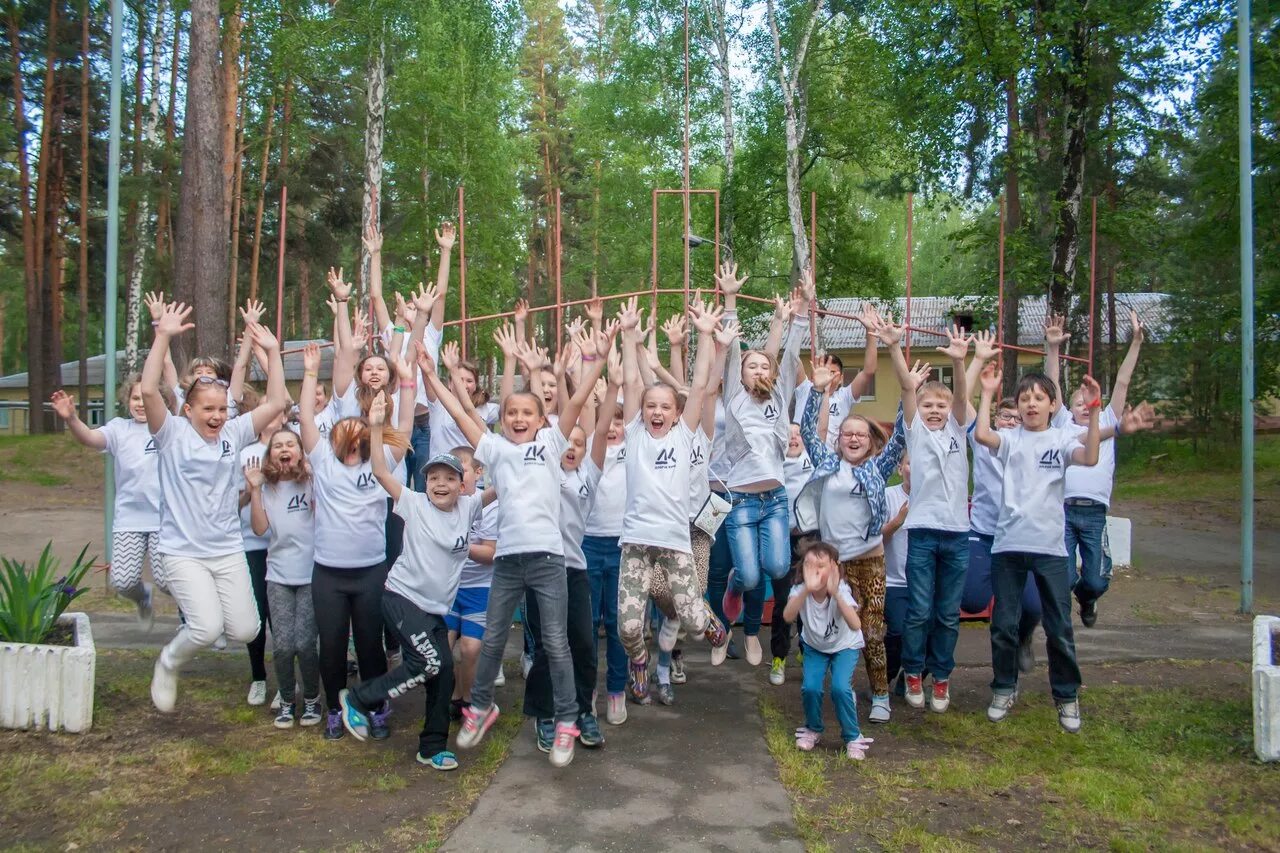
[341,415,492,771]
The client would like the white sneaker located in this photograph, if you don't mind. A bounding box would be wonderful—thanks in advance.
[658,616,680,653]
[1057,700,1082,734]
[987,690,1018,723]
[869,693,892,723]
[745,635,763,666]
[247,680,268,706]
[270,690,283,711]
[494,665,507,687]
[711,629,731,666]
[212,634,228,651]
[549,722,579,768]
[136,584,155,633]
[151,657,178,713]
[605,692,628,725]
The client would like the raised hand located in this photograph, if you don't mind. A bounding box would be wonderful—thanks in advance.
[303,342,322,374]
[606,344,623,385]
[434,221,456,251]
[856,302,883,331]
[715,319,741,348]
[803,555,825,594]
[585,296,604,327]
[638,309,656,343]
[493,323,519,359]
[245,322,280,352]
[50,390,76,420]
[1128,308,1144,344]
[689,299,724,335]
[413,282,441,316]
[979,361,1002,396]
[906,359,932,391]
[875,315,904,347]
[565,316,587,341]
[811,354,840,390]
[327,267,351,302]
[1044,313,1070,347]
[240,299,266,327]
[773,294,795,325]
[616,296,641,332]
[788,285,808,319]
[936,324,972,360]
[662,315,687,347]
[155,301,195,338]
[1121,400,1156,434]
[514,298,530,325]
[715,261,748,295]
[389,352,415,385]
[362,221,383,255]
[571,324,598,359]
[441,341,462,373]
[325,295,339,317]
[368,393,387,427]
[1079,374,1102,408]
[798,265,816,303]
[973,329,999,361]
[413,340,437,378]
[143,291,165,321]
[243,458,265,489]
[393,292,415,327]
[515,341,544,374]
[351,308,370,344]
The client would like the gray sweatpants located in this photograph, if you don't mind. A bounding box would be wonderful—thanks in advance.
[266,581,320,703]
[470,552,576,724]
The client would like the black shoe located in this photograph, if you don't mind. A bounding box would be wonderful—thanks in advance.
[370,702,391,740]
[1080,600,1098,628]
[449,698,465,722]
[1017,635,1036,673]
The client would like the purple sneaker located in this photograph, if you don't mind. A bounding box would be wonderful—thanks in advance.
[370,701,391,740]
[323,709,345,740]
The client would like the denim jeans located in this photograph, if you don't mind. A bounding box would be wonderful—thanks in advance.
[964,530,1042,642]
[990,551,1081,701]
[725,486,790,634]
[1064,502,1112,607]
[800,640,862,743]
[470,551,577,723]
[524,569,596,719]
[409,420,431,493]
[883,585,909,685]
[583,535,627,694]
[902,528,969,681]
[705,525,734,628]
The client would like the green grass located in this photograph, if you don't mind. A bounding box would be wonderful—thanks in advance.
[0,433,100,488]
[1113,433,1280,506]
[761,673,1280,852]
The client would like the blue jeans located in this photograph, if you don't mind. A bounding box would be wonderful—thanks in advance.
[901,528,968,681]
[583,535,627,694]
[990,551,1081,701]
[705,525,734,627]
[800,641,862,742]
[964,530,1041,641]
[409,420,431,492]
[725,487,790,634]
[883,585,909,685]
[1064,501,1112,607]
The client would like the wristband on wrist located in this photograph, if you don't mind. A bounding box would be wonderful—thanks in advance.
[581,354,598,362]
[1087,398,1102,410]
[304,370,318,378]
[393,325,406,333]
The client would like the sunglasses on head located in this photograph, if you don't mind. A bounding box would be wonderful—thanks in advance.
[186,376,230,397]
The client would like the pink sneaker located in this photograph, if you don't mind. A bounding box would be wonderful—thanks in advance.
[549,721,580,767]
[456,704,500,749]
[794,726,821,751]
[722,573,744,624]
[846,735,874,761]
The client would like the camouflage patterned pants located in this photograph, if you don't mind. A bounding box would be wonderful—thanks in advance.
[618,544,708,662]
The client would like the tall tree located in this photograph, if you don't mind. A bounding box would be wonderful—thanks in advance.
[76,0,89,419]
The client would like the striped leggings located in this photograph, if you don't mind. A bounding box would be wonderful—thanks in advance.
[111,531,168,602]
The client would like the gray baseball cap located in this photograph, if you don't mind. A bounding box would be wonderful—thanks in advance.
[421,453,465,477]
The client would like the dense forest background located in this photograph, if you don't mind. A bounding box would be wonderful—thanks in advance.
[1,0,1276,433]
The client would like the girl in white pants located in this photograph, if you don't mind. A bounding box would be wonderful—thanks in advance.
[143,302,289,713]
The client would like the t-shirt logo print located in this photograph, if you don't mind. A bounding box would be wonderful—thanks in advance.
[355,472,378,489]
[286,493,310,512]
[689,446,705,466]
[144,438,158,454]
[451,535,467,553]
[523,445,547,464]
[220,440,233,458]
[947,437,960,455]
[763,403,779,421]
[577,482,591,498]
[1038,448,1062,470]
[654,448,678,469]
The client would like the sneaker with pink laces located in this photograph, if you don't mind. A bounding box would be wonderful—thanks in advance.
[794,726,821,751]
[456,704,500,749]
[549,721,580,767]
[846,735,874,760]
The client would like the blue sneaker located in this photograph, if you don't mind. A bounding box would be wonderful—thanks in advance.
[535,718,555,753]
[577,713,605,748]
[417,750,460,771]
[339,689,370,741]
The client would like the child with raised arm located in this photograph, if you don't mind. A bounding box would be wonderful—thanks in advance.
[791,303,882,447]
[878,320,974,715]
[142,303,289,713]
[52,377,174,628]
[435,323,608,768]
[768,422,815,686]
[974,362,1102,733]
[338,395,484,770]
[785,541,874,760]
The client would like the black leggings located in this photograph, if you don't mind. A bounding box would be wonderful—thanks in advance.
[382,499,403,654]
[246,550,271,681]
[312,561,388,709]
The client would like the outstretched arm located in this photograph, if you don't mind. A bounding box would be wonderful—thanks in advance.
[848,302,881,399]
[51,391,107,450]
[1109,309,1144,417]
[229,299,265,405]
[560,328,610,439]
[1071,375,1102,467]
[494,323,519,404]
[298,343,323,454]
[618,297,644,423]
[936,324,972,426]
[973,362,1003,452]
[247,323,288,434]
[964,330,999,424]
[1043,314,1069,415]
[418,342,486,449]
[431,222,455,332]
[367,395,403,502]
[683,299,724,430]
[365,223,391,333]
[877,318,918,424]
[142,302,194,433]
[590,348,621,470]
[327,267,356,396]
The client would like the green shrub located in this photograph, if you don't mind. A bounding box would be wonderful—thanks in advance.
[0,543,94,644]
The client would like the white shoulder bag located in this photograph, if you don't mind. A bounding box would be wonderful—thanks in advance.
[693,474,732,538]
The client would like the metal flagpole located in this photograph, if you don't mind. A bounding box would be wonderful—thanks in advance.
[1238,0,1255,614]
[103,0,124,562]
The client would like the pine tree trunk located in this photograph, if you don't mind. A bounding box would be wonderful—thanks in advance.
[1047,17,1091,320]
[172,0,228,363]
[9,3,42,430]
[125,0,165,375]
[1001,69,1023,398]
[248,91,276,303]
[154,13,181,275]
[359,32,386,307]
[299,258,311,338]
[221,2,243,344]
[78,0,90,420]
[706,0,735,256]
[29,0,63,432]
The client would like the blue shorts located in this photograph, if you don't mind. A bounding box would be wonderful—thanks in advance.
[446,586,490,640]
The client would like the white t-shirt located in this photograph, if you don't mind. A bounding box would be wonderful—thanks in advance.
[335,382,400,429]
[308,440,394,568]
[687,429,712,522]
[458,500,500,589]
[819,462,881,561]
[904,412,970,533]
[791,581,865,654]
[1064,407,1119,506]
[968,427,1003,537]
[313,398,341,440]
[259,479,315,585]
[783,450,815,511]
[239,441,271,551]
[992,426,1085,557]
[560,458,604,570]
[882,484,909,588]
[792,381,858,447]
[428,398,498,459]
[475,428,568,558]
[154,412,258,558]
[99,418,162,533]
[386,490,482,616]
[584,441,626,538]
[707,399,733,486]
[620,417,694,553]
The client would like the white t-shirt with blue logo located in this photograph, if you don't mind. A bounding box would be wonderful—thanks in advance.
[820,462,880,562]
[882,484,909,588]
[100,417,162,533]
[259,478,315,585]
[584,441,626,538]
[792,381,858,447]
[621,416,694,553]
[560,458,603,570]
[687,428,712,522]
[475,428,568,559]
[458,500,500,589]
[904,412,970,533]
[308,440,395,568]
[154,412,257,558]
[992,425,1085,557]
[387,490,482,616]
[792,580,865,654]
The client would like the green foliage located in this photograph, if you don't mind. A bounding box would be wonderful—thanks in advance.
[0,543,94,644]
